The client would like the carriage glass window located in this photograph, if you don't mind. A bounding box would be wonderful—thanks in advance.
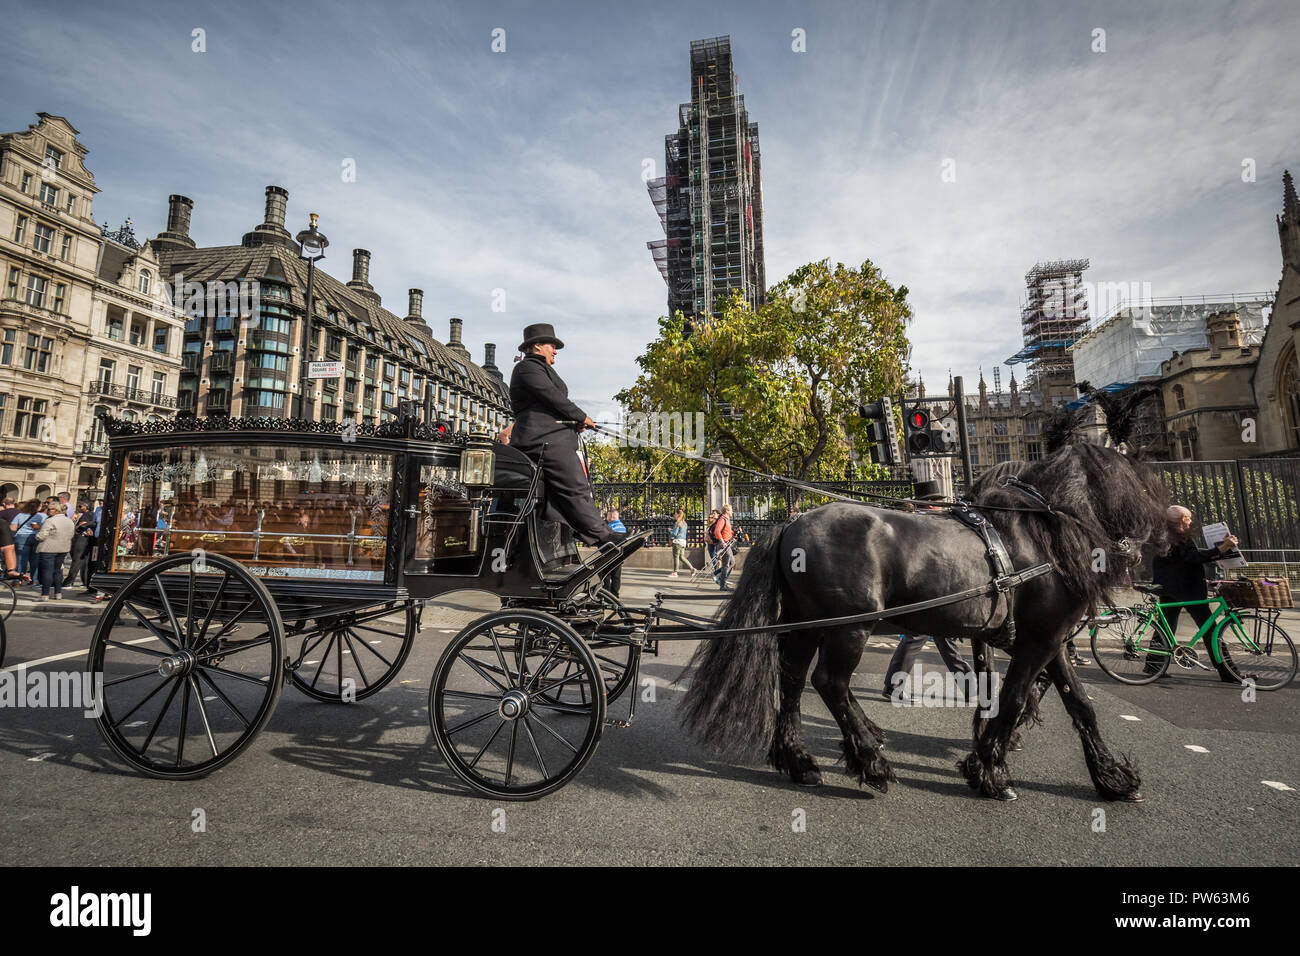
[112,444,395,581]
[410,460,483,574]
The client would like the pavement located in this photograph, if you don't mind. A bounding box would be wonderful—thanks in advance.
[2,568,1297,866]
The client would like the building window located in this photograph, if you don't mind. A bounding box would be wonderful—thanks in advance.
[52,283,66,313]
[970,447,980,467]
[39,183,58,205]
[98,358,115,387]
[20,172,31,193]
[24,275,47,308]
[966,422,976,438]
[106,315,124,341]
[1173,384,1186,411]
[247,390,286,410]
[23,334,53,373]
[0,329,14,365]
[126,365,142,393]
[384,361,396,380]
[44,145,63,169]
[65,193,75,214]
[1180,433,1192,459]
[5,267,18,300]
[138,270,151,294]
[14,216,28,243]
[14,396,49,439]
[60,235,72,260]
[995,442,1011,464]
[1026,418,1041,435]
[1027,441,1042,461]
[153,326,168,353]
[129,320,146,346]
[993,421,1008,436]
[33,223,54,253]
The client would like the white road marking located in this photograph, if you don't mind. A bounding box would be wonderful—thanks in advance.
[1,635,160,673]
[1120,715,1141,721]
[305,660,319,665]
[203,696,217,702]
[369,640,382,645]
[28,752,56,762]
[1262,781,1295,792]
[125,721,147,728]
[1184,745,1210,753]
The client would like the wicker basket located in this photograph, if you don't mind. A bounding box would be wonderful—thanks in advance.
[1217,578,1294,609]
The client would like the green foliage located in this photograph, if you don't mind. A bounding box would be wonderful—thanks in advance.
[582,435,703,484]
[618,259,912,478]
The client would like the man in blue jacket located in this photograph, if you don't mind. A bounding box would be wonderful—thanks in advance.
[504,324,623,547]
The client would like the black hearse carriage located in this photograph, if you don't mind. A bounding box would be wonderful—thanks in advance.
[89,413,653,799]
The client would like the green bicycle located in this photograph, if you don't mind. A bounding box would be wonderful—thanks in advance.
[1081,584,1297,690]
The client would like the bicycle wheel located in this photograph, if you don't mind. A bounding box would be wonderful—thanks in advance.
[1091,611,1172,685]
[0,580,15,621]
[1216,612,1297,691]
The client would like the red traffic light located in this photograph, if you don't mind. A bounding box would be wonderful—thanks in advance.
[909,410,929,428]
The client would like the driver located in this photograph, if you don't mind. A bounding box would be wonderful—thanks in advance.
[500,323,624,547]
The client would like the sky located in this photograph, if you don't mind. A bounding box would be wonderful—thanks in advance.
[2,0,1298,421]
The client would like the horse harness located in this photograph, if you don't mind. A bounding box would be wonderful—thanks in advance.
[947,478,1056,650]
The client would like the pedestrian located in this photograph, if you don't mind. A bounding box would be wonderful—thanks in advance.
[712,505,736,590]
[11,498,45,584]
[603,509,626,597]
[0,495,19,525]
[1152,504,1246,683]
[880,482,974,701]
[1,511,28,586]
[68,501,98,593]
[35,498,75,601]
[58,490,74,520]
[668,508,689,578]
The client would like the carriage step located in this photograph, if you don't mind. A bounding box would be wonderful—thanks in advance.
[603,718,632,728]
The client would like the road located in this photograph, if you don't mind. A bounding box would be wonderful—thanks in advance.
[2,570,1297,866]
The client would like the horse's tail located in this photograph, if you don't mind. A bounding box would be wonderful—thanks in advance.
[678,524,786,755]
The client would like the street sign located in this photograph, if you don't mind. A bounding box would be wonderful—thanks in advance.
[308,361,342,379]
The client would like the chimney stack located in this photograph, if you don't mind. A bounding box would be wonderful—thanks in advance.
[448,316,470,357]
[241,185,294,249]
[405,288,425,326]
[154,194,196,251]
[345,248,380,303]
[262,185,288,229]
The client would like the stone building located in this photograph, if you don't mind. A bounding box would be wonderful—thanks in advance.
[1159,309,1261,460]
[1253,170,1300,454]
[151,187,509,431]
[77,235,186,492]
[0,113,105,501]
[960,372,1054,474]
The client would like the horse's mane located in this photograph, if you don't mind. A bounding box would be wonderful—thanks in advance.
[972,443,1168,613]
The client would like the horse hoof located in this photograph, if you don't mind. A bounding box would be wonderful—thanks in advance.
[794,770,824,787]
[993,787,1017,802]
[1118,790,1144,803]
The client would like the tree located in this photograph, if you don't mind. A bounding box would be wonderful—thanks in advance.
[618,259,912,479]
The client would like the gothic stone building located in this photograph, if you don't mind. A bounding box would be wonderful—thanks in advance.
[1254,170,1300,454]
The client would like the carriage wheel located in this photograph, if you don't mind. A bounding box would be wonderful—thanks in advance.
[288,602,417,702]
[429,610,604,800]
[88,552,284,779]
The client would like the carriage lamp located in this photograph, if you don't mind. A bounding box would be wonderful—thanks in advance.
[460,429,496,489]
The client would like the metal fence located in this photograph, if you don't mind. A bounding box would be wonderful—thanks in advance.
[592,479,915,547]
[1148,458,1300,551]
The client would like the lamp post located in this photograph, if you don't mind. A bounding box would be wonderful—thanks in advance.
[295,213,329,419]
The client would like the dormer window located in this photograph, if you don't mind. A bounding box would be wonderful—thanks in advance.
[138,270,151,294]
[44,145,63,169]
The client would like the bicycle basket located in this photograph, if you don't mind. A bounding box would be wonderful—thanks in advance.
[1217,577,1294,609]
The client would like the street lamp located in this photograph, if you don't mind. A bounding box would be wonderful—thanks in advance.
[295,213,329,419]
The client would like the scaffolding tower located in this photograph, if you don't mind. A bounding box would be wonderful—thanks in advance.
[1005,258,1090,402]
[647,35,766,325]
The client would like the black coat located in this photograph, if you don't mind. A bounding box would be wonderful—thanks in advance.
[1151,536,1222,600]
[508,353,587,456]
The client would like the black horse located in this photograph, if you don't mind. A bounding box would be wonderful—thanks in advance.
[679,443,1168,802]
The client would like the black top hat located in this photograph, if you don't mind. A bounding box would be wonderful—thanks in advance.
[913,479,945,501]
[518,323,564,352]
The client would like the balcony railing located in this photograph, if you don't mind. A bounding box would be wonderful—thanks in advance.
[85,382,178,407]
[80,441,109,456]
[181,353,199,371]
[211,352,234,372]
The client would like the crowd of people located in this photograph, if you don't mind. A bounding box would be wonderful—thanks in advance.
[1,493,104,602]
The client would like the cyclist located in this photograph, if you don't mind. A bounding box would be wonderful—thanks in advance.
[1152,504,1243,682]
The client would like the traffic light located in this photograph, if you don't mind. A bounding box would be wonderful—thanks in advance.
[904,407,931,457]
[930,418,958,454]
[858,397,899,467]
